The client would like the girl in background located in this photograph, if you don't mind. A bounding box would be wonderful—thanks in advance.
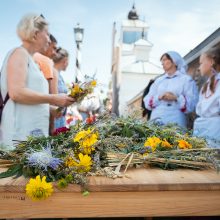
[193,47,220,147]
[53,47,69,130]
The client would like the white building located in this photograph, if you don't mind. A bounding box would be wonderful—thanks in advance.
[111,5,162,115]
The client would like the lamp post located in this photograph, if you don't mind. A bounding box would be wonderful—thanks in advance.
[74,23,84,82]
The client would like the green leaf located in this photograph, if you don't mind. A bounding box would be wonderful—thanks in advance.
[134,125,146,137]
[122,125,132,137]
[82,190,90,196]
[0,164,23,179]
[14,167,23,179]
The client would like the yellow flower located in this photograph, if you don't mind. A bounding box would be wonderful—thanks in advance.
[70,84,83,97]
[26,175,53,201]
[177,140,192,149]
[161,139,172,148]
[65,157,78,167]
[81,144,95,154]
[90,80,97,87]
[74,130,89,142]
[80,133,98,148]
[77,153,92,168]
[144,136,161,151]
[65,153,92,172]
[73,129,99,154]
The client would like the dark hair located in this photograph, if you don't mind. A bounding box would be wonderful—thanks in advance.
[202,47,220,94]
[49,34,57,43]
[141,79,155,118]
[53,47,69,63]
[160,53,173,63]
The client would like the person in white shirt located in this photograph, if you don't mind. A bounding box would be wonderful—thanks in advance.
[144,51,198,128]
[193,47,220,148]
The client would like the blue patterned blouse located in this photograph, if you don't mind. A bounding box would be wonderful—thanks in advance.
[54,72,68,129]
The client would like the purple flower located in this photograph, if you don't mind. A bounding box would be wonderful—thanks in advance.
[26,146,62,171]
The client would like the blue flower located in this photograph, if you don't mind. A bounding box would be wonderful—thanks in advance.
[26,146,62,171]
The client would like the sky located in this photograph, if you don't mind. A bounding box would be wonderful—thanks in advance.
[0,0,220,94]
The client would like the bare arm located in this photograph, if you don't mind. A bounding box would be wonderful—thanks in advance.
[7,48,74,107]
[49,68,58,94]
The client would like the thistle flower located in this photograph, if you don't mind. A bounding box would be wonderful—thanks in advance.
[26,146,62,171]
[26,175,53,201]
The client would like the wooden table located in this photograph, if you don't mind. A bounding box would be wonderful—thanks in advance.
[0,167,220,219]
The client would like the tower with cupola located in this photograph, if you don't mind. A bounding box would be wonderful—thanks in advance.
[111,4,161,115]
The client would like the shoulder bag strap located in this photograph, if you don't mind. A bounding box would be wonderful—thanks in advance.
[3,93,9,105]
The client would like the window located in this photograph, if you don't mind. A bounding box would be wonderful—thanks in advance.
[123,31,147,44]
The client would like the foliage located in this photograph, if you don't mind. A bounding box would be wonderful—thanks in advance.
[0,114,219,200]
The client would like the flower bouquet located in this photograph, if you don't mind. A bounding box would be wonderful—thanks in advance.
[69,79,97,102]
[57,77,97,113]
[0,114,219,201]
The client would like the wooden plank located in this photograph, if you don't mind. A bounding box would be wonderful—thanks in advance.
[87,168,220,192]
[0,191,219,218]
[0,168,220,218]
[1,168,220,192]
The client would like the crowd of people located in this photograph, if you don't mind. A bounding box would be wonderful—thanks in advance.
[0,13,219,151]
[0,13,101,151]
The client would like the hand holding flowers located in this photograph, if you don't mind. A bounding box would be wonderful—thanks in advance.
[57,78,97,113]
[69,79,97,102]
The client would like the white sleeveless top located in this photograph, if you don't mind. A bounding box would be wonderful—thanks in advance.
[0,48,49,151]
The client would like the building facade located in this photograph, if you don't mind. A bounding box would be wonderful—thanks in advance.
[184,27,220,89]
[111,5,161,116]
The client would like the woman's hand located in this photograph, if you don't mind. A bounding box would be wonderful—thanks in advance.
[51,94,75,107]
[159,92,178,101]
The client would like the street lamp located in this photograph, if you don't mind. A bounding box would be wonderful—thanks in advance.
[74,23,84,82]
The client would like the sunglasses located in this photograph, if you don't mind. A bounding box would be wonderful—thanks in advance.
[33,14,45,22]
[56,47,68,58]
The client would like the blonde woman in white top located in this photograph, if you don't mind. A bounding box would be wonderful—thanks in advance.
[0,14,74,150]
[193,47,220,147]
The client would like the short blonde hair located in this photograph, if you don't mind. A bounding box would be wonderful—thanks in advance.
[17,13,48,42]
[53,47,69,63]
